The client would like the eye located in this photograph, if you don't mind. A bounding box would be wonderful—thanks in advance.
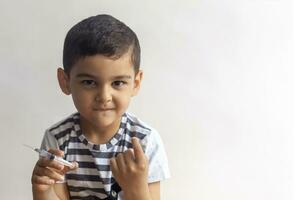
[112,80,127,88]
[81,80,96,87]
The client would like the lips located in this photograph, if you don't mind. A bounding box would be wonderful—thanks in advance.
[93,107,114,111]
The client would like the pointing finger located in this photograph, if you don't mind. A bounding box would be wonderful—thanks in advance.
[132,137,146,164]
[37,157,64,170]
[110,157,119,177]
[48,148,64,157]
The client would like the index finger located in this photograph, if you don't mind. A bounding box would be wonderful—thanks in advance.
[47,148,64,157]
[132,137,146,164]
[37,157,64,170]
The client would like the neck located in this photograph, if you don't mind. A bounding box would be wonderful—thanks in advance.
[79,116,122,144]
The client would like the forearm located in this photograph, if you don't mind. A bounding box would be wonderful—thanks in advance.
[32,186,61,200]
[123,193,152,200]
[123,184,152,200]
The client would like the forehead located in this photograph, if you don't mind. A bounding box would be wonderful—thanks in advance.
[70,52,135,79]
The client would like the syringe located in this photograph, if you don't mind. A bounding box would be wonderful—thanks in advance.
[23,144,74,168]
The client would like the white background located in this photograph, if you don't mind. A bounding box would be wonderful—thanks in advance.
[0,0,296,199]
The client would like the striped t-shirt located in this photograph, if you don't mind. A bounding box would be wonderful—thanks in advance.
[41,112,170,200]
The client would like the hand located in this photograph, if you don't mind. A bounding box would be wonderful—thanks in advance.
[31,148,78,193]
[110,137,149,195]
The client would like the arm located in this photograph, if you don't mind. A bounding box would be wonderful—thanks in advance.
[110,138,160,200]
[148,182,160,200]
[54,183,70,200]
[32,183,69,200]
[122,181,160,200]
[32,149,77,200]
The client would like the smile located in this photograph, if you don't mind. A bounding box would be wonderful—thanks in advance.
[93,108,114,111]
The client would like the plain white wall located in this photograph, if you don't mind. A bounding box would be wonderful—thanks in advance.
[0,0,293,199]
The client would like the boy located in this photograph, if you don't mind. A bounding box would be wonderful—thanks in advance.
[31,14,170,200]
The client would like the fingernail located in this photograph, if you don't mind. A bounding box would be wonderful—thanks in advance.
[73,162,78,168]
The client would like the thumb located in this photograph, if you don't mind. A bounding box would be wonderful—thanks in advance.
[62,161,79,173]
[68,161,79,171]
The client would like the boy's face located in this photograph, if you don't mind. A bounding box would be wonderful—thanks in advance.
[57,51,142,131]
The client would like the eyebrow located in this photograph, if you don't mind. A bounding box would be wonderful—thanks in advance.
[112,75,132,80]
[76,73,132,80]
[76,73,97,79]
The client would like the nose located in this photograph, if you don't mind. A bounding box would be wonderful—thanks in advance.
[95,85,112,103]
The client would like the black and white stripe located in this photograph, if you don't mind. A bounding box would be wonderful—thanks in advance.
[47,112,150,199]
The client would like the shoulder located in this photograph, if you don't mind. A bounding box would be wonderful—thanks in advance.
[126,113,152,131]
[125,112,158,138]
[41,112,79,150]
[125,113,171,181]
[45,112,79,140]
[125,112,162,149]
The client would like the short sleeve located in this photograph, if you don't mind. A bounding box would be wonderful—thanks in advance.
[40,129,59,150]
[40,129,67,183]
[142,129,171,183]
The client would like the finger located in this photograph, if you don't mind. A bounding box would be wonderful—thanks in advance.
[69,161,79,170]
[32,175,55,185]
[62,161,79,173]
[34,166,65,182]
[48,148,64,157]
[115,153,127,172]
[124,149,135,164]
[110,157,119,176]
[132,137,146,164]
[37,157,64,171]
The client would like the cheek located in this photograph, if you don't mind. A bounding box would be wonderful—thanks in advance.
[71,90,94,109]
[114,91,131,109]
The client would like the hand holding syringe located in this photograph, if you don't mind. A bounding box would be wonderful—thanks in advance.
[26,144,78,189]
[24,144,74,167]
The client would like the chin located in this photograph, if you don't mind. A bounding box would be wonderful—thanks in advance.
[93,112,118,126]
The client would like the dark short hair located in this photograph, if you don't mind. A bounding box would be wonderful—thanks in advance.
[63,14,140,74]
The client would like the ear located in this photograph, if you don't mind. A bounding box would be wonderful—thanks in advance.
[131,70,143,97]
[57,68,71,95]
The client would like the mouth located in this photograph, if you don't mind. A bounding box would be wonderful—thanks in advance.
[93,108,114,111]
